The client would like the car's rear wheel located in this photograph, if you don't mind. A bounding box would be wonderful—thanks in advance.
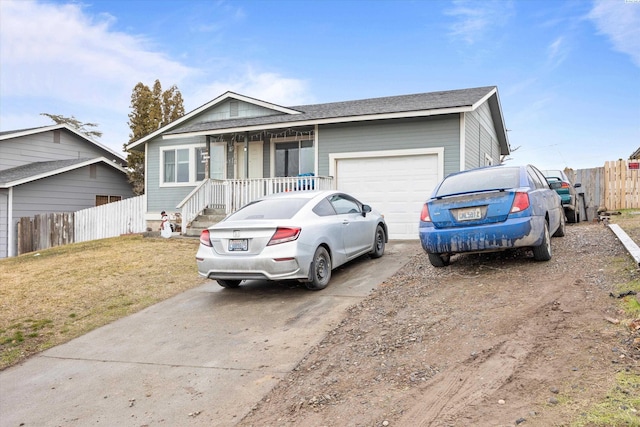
[428,252,450,267]
[217,279,241,288]
[553,213,566,237]
[533,221,552,261]
[369,225,386,259]
[306,246,331,290]
[566,208,579,223]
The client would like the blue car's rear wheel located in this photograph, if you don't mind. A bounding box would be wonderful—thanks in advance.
[428,252,450,267]
[533,221,552,261]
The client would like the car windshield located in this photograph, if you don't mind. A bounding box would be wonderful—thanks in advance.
[435,167,520,197]
[225,198,309,221]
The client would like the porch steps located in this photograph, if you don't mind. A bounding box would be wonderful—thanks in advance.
[183,208,227,237]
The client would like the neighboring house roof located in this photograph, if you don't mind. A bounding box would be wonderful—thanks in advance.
[630,147,640,160]
[0,157,128,188]
[0,124,127,163]
[126,86,510,155]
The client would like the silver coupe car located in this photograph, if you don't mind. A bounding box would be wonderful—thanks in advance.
[196,190,388,290]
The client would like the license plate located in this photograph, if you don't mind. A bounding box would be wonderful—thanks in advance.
[228,239,248,251]
[457,208,482,221]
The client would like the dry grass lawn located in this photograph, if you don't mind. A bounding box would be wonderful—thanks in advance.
[0,234,205,370]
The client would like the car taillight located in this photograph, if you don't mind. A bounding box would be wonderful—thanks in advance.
[560,182,570,189]
[510,192,530,213]
[420,204,431,222]
[268,227,301,246]
[199,229,212,247]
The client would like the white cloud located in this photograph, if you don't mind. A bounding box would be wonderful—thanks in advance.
[0,0,311,153]
[588,0,640,67]
[0,0,195,112]
[445,0,514,45]
[547,36,569,68]
[189,68,312,109]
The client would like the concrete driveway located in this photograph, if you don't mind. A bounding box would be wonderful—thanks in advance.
[0,241,420,427]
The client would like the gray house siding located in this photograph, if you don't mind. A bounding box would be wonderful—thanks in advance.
[317,115,461,177]
[176,100,278,129]
[0,130,122,171]
[146,135,207,213]
[464,103,501,169]
[11,164,135,219]
[0,190,7,258]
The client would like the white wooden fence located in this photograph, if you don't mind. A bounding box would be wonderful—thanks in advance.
[74,195,147,243]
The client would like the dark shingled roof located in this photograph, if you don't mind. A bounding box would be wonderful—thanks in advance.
[167,86,496,135]
[0,158,94,186]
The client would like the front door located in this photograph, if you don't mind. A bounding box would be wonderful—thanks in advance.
[235,142,263,179]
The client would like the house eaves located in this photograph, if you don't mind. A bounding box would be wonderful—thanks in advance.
[0,124,127,163]
[0,157,128,188]
[630,147,640,160]
[125,91,302,151]
[159,85,510,156]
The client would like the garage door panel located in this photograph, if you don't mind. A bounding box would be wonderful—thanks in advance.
[336,154,439,240]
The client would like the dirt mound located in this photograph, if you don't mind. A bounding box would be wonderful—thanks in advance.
[239,223,639,427]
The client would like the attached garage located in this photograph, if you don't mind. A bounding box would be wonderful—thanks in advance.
[330,148,443,240]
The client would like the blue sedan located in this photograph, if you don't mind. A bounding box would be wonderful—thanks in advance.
[419,164,565,267]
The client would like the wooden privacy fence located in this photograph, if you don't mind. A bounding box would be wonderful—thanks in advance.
[17,195,146,255]
[569,159,639,221]
[17,213,74,255]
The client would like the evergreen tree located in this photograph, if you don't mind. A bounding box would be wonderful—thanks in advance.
[40,113,103,139]
[125,80,185,195]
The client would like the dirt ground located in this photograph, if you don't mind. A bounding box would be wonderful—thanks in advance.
[239,221,640,427]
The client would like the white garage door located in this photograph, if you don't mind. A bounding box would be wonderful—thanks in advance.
[334,151,441,240]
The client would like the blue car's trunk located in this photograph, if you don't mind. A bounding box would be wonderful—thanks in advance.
[428,191,516,229]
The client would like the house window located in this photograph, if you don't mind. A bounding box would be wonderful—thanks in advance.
[275,140,314,177]
[161,145,206,186]
[196,147,206,181]
[96,195,122,206]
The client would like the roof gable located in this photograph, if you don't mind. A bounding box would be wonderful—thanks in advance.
[0,124,126,163]
[126,91,301,150]
[0,157,128,188]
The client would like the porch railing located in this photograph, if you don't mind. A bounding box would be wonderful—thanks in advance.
[177,176,334,229]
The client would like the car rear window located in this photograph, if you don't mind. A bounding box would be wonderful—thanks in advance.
[435,167,520,197]
[225,198,309,220]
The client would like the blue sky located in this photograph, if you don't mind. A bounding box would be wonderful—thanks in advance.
[1,0,638,170]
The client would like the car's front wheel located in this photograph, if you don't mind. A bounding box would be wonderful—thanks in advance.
[533,221,552,261]
[217,279,242,288]
[306,246,331,290]
[428,252,450,267]
[369,225,386,259]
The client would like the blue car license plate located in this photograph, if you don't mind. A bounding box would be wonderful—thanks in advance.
[457,208,482,221]
[229,239,248,251]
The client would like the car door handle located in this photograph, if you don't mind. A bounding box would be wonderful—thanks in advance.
[342,220,349,225]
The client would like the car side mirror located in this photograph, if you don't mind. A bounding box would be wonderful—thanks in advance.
[362,204,372,217]
[574,183,582,188]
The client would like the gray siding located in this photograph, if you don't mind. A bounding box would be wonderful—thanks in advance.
[175,100,279,131]
[317,115,461,177]
[146,135,207,213]
[465,102,501,169]
[11,164,135,219]
[0,130,123,171]
[0,190,7,258]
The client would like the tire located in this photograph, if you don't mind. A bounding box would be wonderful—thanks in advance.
[305,246,332,290]
[428,252,450,267]
[566,208,579,223]
[369,225,386,259]
[553,213,566,237]
[532,221,552,261]
[217,279,241,288]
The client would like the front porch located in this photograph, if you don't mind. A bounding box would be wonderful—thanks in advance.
[176,175,335,233]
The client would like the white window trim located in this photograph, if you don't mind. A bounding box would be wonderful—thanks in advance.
[269,137,315,177]
[484,153,494,166]
[159,143,206,187]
